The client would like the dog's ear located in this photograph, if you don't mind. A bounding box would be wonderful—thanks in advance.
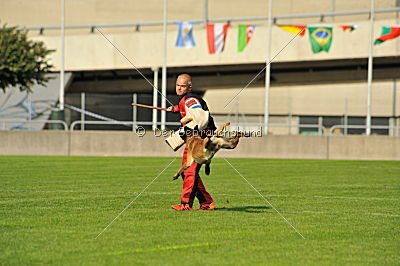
[184,126,194,136]
[233,131,246,138]
[193,125,204,137]
[179,127,190,140]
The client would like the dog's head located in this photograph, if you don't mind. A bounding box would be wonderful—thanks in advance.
[208,134,241,150]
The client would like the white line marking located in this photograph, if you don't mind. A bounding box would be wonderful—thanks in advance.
[9,205,399,218]
[3,191,399,202]
[106,242,212,255]
[313,195,399,201]
[358,166,400,170]
[367,212,400,217]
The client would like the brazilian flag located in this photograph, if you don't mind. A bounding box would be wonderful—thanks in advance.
[308,26,333,53]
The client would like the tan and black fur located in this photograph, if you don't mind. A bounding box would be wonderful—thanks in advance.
[172,119,242,180]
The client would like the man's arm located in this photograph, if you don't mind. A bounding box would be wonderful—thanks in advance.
[166,105,180,112]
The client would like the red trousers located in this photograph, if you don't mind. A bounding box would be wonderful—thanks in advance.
[180,146,214,205]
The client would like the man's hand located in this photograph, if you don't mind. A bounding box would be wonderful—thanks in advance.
[166,106,174,112]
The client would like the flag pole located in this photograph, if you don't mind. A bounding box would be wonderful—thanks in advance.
[59,0,65,110]
[203,0,208,28]
[264,0,273,135]
[152,67,159,130]
[366,0,374,136]
[161,0,168,130]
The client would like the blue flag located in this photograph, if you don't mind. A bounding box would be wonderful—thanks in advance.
[175,22,196,48]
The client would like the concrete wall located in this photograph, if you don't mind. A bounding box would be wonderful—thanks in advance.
[218,135,329,159]
[69,131,175,157]
[328,135,400,160]
[0,131,69,156]
[1,130,399,160]
[204,80,400,117]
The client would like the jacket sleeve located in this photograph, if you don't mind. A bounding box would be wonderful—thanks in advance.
[173,105,180,113]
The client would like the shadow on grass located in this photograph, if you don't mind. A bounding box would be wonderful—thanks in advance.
[216,206,272,213]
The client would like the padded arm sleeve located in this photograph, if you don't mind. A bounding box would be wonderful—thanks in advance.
[185,108,209,130]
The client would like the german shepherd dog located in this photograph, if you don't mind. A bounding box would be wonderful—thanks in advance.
[172,117,242,180]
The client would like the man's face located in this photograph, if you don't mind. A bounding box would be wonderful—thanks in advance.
[176,76,191,96]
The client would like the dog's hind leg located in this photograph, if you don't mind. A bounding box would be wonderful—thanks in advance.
[172,158,193,180]
[172,165,185,180]
[205,162,211,175]
[184,149,194,170]
[173,148,194,180]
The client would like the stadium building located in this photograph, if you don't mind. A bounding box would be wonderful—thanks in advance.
[1,0,400,135]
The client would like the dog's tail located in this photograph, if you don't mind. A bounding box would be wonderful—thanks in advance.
[214,122,230,136]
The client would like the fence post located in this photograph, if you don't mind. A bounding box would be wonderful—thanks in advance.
[28,92,32,130]
[81,92,85,131]
[132,93,137,131]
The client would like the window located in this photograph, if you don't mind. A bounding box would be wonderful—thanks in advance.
[299,116,319,134]
[347,117,365,135]
[371,117,389,135]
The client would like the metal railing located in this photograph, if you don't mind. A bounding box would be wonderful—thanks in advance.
[225,122,327,134]
[329,125,400,136]
[69,120,181,131]
[16,7,400,33]
[69,120,327,134]
[0,120,68,131]
[3,119,399,137]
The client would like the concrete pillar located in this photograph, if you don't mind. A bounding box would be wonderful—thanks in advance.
[318,116,323,135]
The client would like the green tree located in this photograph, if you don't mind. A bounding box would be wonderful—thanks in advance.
[0,24,54,92]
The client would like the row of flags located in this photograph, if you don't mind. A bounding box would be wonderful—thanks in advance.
[176,22,256,53]
[175,22,400,54]
[279,24,400,53]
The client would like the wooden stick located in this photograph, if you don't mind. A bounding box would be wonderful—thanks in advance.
[131,103,169,111]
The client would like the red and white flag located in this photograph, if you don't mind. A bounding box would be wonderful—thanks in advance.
[206,23,230,54]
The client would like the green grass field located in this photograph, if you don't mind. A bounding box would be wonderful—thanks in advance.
[1,156,399,265]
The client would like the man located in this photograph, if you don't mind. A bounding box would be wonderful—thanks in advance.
[166,74,216,211]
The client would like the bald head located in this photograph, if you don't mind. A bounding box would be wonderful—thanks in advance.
[177,74,192,86]
[176,74,192,96]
